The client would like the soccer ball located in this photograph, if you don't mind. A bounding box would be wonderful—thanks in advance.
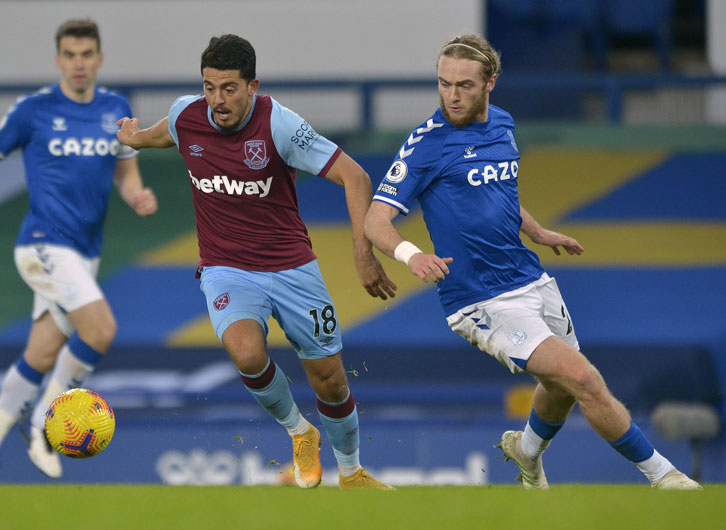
[45,388,115,458]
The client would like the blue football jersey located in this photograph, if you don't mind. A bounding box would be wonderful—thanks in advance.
[0,84,136,258]
[372,105,545,315]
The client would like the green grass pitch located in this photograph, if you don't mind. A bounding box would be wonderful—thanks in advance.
[1,484,722,529]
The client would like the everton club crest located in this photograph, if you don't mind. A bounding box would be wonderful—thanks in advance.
[243,139,270,170]
[101,113,119,134]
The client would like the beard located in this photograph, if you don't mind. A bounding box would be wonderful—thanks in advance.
[440,90,489,127]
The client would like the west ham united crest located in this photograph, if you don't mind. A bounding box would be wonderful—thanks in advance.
[243,139,270,170]
[213,293,230,311]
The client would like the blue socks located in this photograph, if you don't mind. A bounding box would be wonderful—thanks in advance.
[520,408,565,460]
[0,357,44,422]
[14,357,44,385]
[317,391,360,468]
[240,359,303,431]
[241,360,361,470]
[609,421,655,463]
[610,421,677,483]
[528,408,565,440]
[30,336,106,429]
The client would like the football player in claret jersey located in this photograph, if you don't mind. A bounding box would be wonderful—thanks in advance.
[364,34,701,490]
[117,34,396,490]
[0,19,158,478]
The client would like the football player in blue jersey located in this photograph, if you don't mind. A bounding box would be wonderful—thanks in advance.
[364,33,701,490]
[0,19,158,478]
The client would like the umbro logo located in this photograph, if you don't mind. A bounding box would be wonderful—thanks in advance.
[52,117,67,131]
[189,144,204,157]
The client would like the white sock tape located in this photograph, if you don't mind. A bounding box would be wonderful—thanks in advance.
[394,241,422,265]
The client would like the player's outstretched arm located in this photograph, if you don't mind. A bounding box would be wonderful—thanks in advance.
[520,205,584,256]
[365,201,452,284]
[114,157,158,217]
[324,152,397,300]
[116,116,176,149]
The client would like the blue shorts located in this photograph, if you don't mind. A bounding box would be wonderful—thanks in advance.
[199,260,342,359]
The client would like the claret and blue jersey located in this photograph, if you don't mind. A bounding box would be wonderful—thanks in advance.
[372,104,545,315]
[167,92,341,273]
[0,84,135,258]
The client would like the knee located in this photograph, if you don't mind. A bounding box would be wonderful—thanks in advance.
[320,384,350,404]
[320,371,349,397]
[312,367,349,402]
[229,348,268,374]
[221,320,268,373]
[568,363,608,403]
[77,317,117,353]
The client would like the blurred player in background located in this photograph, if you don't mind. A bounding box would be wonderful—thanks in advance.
[364,33,701,490]
[117,34,396,490]
[0,19,157,478]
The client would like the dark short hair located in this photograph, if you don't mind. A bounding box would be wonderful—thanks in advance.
[55,18,101,52]
[201,34,256,82]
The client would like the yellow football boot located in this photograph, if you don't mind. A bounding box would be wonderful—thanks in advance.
[291,424,322,488]
[339,468,395,490]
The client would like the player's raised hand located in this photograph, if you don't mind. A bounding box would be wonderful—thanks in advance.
[408,253,453,283]
[130,187,158,216]
[355,252,398,300]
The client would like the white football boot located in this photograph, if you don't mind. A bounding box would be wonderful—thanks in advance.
[652,468,702,490]
[27,425,62,479]
[496,430,549,489]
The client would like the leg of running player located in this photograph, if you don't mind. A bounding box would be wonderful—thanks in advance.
[0,312,65,449]
[28,299,116,434]
[223,319,321,488]
[302,353,393,490]
[525,336,700,489]
[519,380,575,461]
[25,299,115,478]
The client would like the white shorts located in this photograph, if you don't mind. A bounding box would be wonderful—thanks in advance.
[446,273,580,374]
[14,244,103,337]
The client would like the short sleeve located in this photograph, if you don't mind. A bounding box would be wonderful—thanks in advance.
[168,95,202,146]
[0,96,33,160]
[269,98,339,175]
[372,119,445,215]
